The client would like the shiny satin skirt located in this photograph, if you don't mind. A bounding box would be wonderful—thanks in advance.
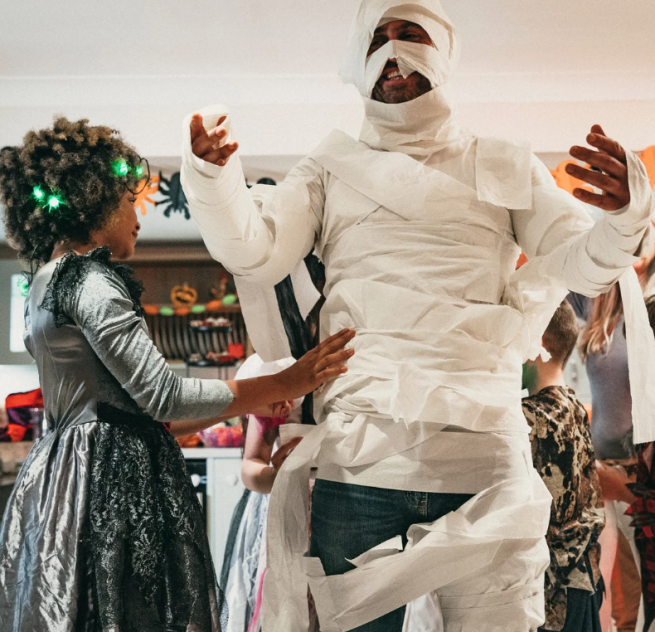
[0,403,227,632]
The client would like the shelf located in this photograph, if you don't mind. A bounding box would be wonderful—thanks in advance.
[181,447,243,459]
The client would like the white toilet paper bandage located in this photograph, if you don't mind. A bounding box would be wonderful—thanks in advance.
[365,39,453,97]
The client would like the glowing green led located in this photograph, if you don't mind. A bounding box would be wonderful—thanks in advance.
[18,276,29,298]
[134,165,145,178]
[112,159,129,177]
[46,194,63,212]
[32,186,46,202]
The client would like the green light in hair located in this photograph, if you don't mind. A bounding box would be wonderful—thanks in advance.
[32,186,46,202]
[18,276,29,298]
[112,159,129,177]
[134,165,145,178]
[45,193,65,212]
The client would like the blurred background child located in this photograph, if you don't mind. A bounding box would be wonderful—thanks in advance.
[523,300,605,632]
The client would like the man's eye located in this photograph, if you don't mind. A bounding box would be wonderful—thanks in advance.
[369,37,386,51]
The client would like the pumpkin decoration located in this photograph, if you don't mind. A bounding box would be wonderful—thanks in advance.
[171,285,198,310]
[206,300,223,312]
[143,304,159,316]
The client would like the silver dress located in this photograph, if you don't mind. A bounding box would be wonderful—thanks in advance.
[0,248,233,632]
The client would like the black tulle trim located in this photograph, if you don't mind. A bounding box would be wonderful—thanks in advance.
[41,246,144,327]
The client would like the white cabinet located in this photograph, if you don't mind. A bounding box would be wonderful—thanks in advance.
[182,448,245,574]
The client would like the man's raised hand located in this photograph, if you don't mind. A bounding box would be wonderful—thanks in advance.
[567,124,630,211]
[190,113,239,167]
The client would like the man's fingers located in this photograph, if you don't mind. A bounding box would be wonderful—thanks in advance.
[192,133,217,157]
[190,114,206,143]
[572,188,624,211]
[586,130,627,164]
[569,146,626,179]
[590,124,606,137]
[199,143,239,166]
[217,115,228,127]
[216,142,239,166]
[565,164,623,196]
[207,126,228,148]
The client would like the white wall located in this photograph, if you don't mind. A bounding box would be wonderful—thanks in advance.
[2,74,655,158]
[0,365,40,405]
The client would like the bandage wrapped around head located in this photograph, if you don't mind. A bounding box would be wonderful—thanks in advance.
[341,1,460,98]
[340,0,463,156]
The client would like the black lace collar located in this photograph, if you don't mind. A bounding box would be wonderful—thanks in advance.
[41,247,145,327]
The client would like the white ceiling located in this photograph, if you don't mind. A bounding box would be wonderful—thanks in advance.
[2,0,654,77]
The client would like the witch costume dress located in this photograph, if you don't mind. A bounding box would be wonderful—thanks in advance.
[0,248,232,632]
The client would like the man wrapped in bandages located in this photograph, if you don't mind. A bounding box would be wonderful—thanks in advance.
[181,2,655,630]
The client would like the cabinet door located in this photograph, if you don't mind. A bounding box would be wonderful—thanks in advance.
[206,454,246,572]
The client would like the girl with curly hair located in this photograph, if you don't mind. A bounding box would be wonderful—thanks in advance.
[0,117,354,632]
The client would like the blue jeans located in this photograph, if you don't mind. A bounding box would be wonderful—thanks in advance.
[309,479,473,632]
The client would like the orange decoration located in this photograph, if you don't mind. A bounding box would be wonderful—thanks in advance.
[550,160,593,196]
[640,146,655,189]
[206,300,223,312]
[171,285,198,309]
[176,434,203,448]
[174,307,191,316]
[516,252,528,269]
[143,304,159,316]
[133,175,160,216]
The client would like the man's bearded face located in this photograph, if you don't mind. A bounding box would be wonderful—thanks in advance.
[367,20,434,104]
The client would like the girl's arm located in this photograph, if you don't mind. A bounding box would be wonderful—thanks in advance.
[169,401,292,439]
[241,419,302,494]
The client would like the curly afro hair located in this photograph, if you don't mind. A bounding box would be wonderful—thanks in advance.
[0,116,142,266]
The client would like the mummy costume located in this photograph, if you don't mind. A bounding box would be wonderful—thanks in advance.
[181,1,655,630]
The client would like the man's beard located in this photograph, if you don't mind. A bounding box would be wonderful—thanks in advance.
[371,72,433,104]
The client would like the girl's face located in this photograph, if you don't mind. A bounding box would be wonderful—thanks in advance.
[93,190,141,260]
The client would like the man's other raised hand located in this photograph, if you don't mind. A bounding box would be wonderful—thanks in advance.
[567,125,631,212]
[190,113,239,167]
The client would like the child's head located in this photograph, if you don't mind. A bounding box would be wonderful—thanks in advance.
[523,300,579,392]
[0,117,146,265]
[542,300,580,369]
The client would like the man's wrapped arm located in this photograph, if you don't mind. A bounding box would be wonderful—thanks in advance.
[512,152,654,297]
[512,150,655,444]
[181,108,325,287]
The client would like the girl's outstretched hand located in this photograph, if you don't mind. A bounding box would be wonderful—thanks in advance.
[277,329,355,400]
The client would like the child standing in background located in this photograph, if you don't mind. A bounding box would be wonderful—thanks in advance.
[223,354,310,632]
[522,301,605,632]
